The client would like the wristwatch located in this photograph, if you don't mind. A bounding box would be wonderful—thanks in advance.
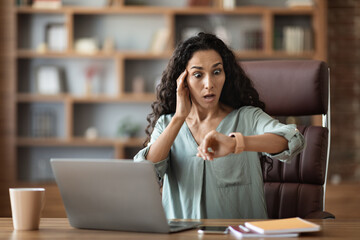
[229,132,245,154]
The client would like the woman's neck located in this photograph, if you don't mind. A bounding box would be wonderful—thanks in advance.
[187,103,232,124]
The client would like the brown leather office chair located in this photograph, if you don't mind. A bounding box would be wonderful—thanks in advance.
[240,60,335,219]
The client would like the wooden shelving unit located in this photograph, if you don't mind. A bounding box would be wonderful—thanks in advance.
[11,0,327,216]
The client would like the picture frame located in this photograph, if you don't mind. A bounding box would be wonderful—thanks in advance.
[45,23,67,52]
[35,65,62,95]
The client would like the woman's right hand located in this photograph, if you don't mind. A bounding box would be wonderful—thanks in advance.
[174,70,191,120]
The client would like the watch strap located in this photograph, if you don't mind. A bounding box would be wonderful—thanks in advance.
[229,132,245,154]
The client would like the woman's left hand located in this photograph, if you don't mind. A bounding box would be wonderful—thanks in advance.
[196,130,236,161]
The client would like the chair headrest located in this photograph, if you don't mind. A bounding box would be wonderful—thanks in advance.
[240,60,329,116]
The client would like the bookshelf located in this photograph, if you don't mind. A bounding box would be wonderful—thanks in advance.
[11,0,327,216]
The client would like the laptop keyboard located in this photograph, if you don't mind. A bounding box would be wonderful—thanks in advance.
[168,221,191,226]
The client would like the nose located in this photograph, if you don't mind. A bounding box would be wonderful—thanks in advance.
[204,75,214,89]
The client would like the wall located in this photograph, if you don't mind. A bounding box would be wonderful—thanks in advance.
[327,0,360,182]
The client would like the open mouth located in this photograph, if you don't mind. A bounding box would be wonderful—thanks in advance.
[203,94,216,101]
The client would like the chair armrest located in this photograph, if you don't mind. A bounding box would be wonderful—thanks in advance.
[305,211,335,219]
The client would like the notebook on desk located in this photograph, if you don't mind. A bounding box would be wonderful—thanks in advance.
[50,158,201,233]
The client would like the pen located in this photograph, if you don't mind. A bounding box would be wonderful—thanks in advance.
[239,225,250,232]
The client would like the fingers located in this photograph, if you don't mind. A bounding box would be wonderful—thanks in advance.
[197,131,217,161]
[197,146,214,161]
[176,70,188,93]
[174,70,191,120]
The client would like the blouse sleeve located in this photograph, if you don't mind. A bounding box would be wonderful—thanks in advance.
[249,107,305,163]
[133,115,170,179]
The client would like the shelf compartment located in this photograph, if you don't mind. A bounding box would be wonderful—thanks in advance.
[175,14,263,52]
[273,14,313,52]
[17,102,65,139]
[72,103,150,139]
[17,13,67,50]
[124,59,167,94]
[17,146,115,182]
[73,14,168,52]
[17,58,117,96]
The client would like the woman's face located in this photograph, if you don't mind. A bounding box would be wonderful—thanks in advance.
[185,49,225,109]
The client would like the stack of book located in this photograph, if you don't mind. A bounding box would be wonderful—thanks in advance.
[239,30,263,51]
[283,26,313,53]
[229,217,321,238]
[31,109,56,138]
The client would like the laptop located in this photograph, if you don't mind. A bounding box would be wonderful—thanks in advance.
[50,158,201,233]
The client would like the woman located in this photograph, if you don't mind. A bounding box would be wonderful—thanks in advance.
[134,33,304,219]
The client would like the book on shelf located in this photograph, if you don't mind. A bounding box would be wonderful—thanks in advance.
[149,28,170,53]
[239,29,263,51]
[31,109,56,138]
[223,0,236,9]
[32,0,62,9]
[283,26,312,53]
[244,217,321,235]
[286,0,314,8]
[229,225,299,238]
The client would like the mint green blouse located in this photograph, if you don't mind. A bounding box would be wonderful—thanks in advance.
[134,106,305,219]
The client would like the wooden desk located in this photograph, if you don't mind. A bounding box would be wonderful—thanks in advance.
[0,218,359,239]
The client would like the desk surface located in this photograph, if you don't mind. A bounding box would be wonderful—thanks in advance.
[0,218,359,239]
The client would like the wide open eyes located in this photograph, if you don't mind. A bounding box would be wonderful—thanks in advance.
[192,69,222,79]
[214,69,222,75]
[193,72,202,78]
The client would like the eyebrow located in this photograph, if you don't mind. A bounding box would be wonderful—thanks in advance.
[190,62,223,70]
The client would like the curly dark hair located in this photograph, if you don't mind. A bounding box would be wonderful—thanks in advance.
[144,32,265,146]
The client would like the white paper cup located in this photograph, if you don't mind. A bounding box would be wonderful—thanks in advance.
[9,188,45,231]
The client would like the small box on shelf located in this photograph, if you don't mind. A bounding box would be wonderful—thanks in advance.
[45,23,67,52]
[35,65,64,95]
[32,0,62,10]
[286,0,314,8]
